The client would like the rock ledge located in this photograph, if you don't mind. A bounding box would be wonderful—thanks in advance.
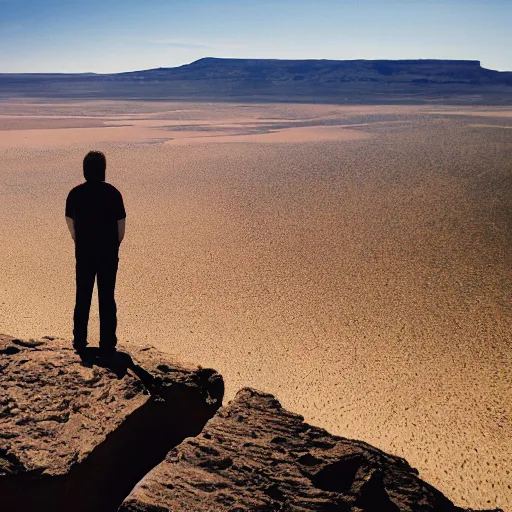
[121,388,502,512]
[1,334,502,512]
[0,334,223,512]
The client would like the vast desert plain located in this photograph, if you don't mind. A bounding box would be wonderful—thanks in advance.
[0,100,510,510]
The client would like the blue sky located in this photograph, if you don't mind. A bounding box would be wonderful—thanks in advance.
[0,0,510,73]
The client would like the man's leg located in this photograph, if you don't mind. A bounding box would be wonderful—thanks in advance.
[73,258,96,349]
[97,255,119,353]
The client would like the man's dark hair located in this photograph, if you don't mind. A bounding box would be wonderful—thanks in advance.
[83,151,106,182]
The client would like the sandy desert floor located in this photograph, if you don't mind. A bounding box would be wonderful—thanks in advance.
[0,100,510,510]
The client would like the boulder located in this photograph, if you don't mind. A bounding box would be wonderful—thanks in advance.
[120,388,502,512]
[0,334,224,512]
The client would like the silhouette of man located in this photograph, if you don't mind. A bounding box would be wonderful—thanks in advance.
[65,151,126,357]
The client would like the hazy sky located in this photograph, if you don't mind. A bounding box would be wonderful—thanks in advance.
[1,0,510,73]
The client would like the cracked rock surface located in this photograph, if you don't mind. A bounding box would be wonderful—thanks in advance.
[0,333,224,512]
[0,333,502,512]
[121,388,502,512]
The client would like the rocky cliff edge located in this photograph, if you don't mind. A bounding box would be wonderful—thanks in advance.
[0,334,503,512]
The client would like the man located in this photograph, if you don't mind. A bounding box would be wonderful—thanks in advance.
[65,151,126,358]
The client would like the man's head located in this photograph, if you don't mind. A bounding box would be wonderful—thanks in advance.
[83,151,106,182]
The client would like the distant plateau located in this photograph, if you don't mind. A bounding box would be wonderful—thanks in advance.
[1,57,512,104]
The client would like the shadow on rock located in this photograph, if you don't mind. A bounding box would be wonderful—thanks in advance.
[78,348,161,393]
[1,337,224,512]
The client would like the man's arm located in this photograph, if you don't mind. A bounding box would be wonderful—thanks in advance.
[118,218,126,244]
[65,216,76,241]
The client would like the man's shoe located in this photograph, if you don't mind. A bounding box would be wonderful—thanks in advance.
[98,346,116,361]
[72,341,87,354]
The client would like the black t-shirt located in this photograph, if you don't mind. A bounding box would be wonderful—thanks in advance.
[66,181,126,259]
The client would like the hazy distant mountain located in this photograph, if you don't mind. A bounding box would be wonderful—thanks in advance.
[1,58,511,104]
[121,57,512,84]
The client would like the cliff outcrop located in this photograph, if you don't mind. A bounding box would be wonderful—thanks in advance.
[0,334,503,512]
[0,334,223,512]
[120,388,502,512]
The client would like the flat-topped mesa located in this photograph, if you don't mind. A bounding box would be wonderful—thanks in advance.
[1,58,511,103]
[121,388,502,512]
[0,334,224,512]
[100,58,510,84]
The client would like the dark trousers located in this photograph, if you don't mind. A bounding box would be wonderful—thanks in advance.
[73,254,119,349]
